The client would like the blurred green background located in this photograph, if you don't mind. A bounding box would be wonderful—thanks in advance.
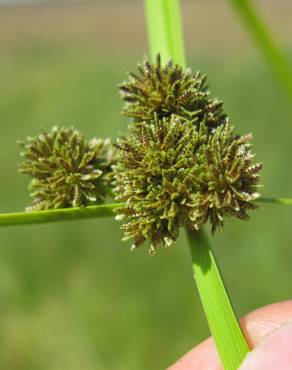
[0,1,292,369]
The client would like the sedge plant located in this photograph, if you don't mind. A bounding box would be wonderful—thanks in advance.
[0,1,292,370]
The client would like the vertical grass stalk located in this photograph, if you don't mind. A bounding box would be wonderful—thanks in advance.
[229,0,292,101]
[186,229,249,369]
[144,1,249,368]
[145,0,185,67]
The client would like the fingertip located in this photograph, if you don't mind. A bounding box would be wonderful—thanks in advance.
[240,299,292,346]
[168,300,292,370]
[239,323,292,370]
[167,337,221,370]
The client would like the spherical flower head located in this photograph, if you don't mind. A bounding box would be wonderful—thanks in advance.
[119,54,227,130]
[189,124,262,233]
[19,127,115,210]
[114,117,262,254]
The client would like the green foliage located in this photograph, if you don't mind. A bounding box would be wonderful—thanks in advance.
[0,48,291,370]
[19,127,115,210]
[119,55,227,129]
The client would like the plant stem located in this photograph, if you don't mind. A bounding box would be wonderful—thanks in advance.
[0,196,290,228]
[258,197,292,206]
[162,0,186,68]
[145,1,249,369]
[145,0,186,67]
[186,228,249,369]
[0,203,122,228]
[229,0,292,101]
[145,0,170,65]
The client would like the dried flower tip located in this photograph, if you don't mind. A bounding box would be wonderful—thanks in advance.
[114,117,262,253]
[19,127,115,210]
[119,54,227,129]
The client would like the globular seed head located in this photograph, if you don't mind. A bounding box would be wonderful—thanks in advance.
[119,54,227,130]
[113,116,200,254]
[113,116,262,254]
[19,126,115,211]
[187,123,262,233]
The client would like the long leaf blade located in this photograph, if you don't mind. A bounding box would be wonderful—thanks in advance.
[230,0,292,101]
[0,203,123,227]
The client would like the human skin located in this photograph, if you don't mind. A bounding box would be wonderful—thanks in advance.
[168,300,292,370]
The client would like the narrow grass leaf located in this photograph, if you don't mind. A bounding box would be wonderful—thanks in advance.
[258,197,292,206]
[230,0,292,102]
[0,203,123,228]
[187,229,249,370]
[145,0,171,64]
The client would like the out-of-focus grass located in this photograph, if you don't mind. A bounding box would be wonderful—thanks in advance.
[0,41,292,370]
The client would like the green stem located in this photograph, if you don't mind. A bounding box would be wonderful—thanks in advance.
[258,197,292,206]
[145,0,170,65]
[162,0,186,68]
[229,0,292,101]
[145,0,186,67]
[0,203,122,228]
[145,1,249,369]
[0,196,290,228]
[186,228,249,369]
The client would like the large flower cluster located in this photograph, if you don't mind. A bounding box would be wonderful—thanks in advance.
[114,56,262,254]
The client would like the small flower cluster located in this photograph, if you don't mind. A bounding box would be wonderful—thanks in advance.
[119,54,227,129]
[19,127,114,210]
[114,56,262,254]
